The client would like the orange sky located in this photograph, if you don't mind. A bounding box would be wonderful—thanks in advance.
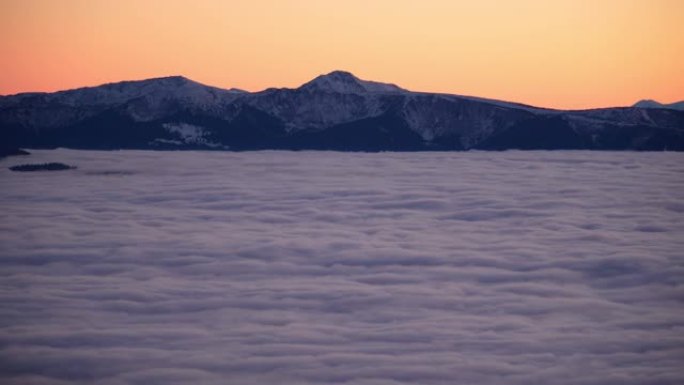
[1,0,682,109]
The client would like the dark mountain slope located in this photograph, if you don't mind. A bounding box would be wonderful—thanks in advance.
[1,71,682,151]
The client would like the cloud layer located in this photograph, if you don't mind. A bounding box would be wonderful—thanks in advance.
[1,149,683,384]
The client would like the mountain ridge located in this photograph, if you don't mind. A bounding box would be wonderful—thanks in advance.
[1,71,683,152]
[634,99,684,111]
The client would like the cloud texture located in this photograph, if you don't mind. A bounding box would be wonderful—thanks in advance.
[1,149,683,384]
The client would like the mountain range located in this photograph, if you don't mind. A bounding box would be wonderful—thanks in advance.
[1,71,683,154]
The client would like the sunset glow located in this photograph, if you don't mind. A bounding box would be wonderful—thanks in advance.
[1,0,682,109]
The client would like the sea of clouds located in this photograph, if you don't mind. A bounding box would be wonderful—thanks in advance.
[1,149,683,384]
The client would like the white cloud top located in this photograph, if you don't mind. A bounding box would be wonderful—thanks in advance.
[1,149,683,384]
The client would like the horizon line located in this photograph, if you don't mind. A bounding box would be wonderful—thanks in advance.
[1,71,681,111]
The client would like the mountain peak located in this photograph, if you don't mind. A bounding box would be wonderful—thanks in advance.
[634,99,661,108]
[152,75,190,81]
[299,70,405,94]
[136,75,197,87]
[322,70,359,81]
[634,99,684,111]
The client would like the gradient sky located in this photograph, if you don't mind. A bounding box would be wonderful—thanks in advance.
[1,0,682,109]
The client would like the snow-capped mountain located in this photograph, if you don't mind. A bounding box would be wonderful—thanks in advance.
[634,99,684,111]
[1,71,683,152]
[298,70,406,94]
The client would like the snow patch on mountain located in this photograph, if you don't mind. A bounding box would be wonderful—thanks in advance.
[245,89,389,132]
[401,94,504,146]
[162,122,220,147]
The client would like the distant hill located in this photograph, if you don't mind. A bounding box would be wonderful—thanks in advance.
[1,71,683,151]
[634,100,684,111]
